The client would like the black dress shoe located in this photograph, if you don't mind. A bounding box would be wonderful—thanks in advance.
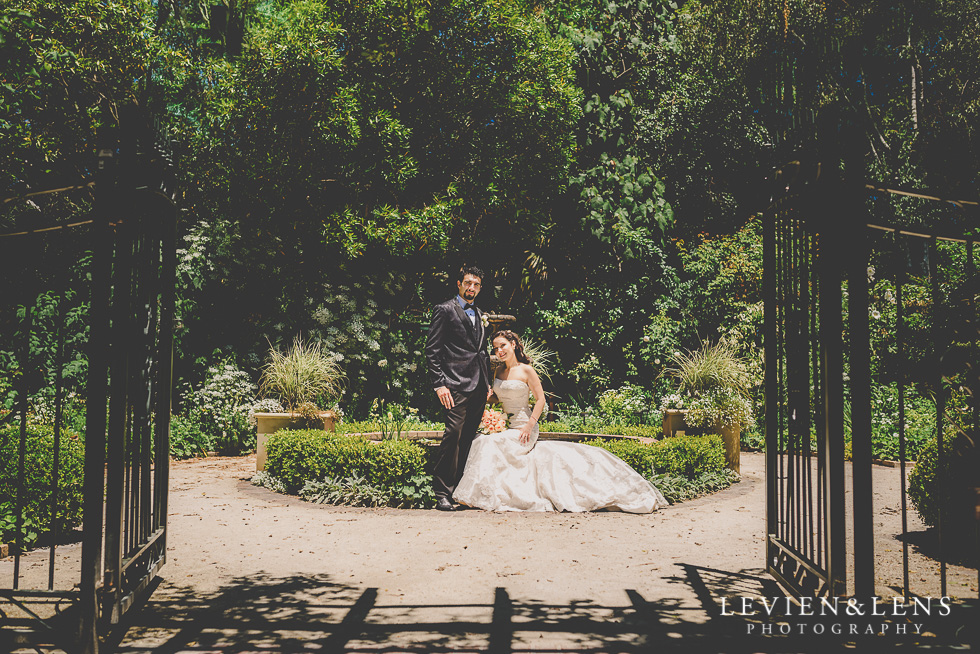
[435,497,455,511]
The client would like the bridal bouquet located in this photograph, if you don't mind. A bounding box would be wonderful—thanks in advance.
[479,408,507,435]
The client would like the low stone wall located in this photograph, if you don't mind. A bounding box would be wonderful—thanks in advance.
[353,430,654,444]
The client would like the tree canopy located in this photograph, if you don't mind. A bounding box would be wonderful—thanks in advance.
[1,0,977,412]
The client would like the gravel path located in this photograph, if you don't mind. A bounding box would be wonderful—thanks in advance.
[3,451,976,652]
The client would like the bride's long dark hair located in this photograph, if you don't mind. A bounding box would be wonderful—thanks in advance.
[491,330,531,365]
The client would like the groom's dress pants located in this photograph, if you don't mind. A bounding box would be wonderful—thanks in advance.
[432,387,486,499]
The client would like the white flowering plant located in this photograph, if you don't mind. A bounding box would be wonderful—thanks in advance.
[659,393,688,412]
[247,398,285,428]
[304,278,429,414]
[597,383,654,425]
[187,361,257,453]
[684,388,754,430]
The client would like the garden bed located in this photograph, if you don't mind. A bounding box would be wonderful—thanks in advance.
[254,429,740,509]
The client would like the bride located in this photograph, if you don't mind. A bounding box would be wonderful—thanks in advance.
[453,330,668,513]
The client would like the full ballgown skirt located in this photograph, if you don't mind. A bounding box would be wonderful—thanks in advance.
[453,379,668,513]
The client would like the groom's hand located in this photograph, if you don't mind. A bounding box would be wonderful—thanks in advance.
[436,386,454,409]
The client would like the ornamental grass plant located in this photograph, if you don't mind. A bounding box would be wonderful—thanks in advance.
[259,336,346,412]
[666,340,752,398]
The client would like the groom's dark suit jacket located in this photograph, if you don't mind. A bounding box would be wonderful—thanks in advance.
[425,298,491,393]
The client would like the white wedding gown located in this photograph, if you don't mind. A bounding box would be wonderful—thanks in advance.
[453,379,669,513]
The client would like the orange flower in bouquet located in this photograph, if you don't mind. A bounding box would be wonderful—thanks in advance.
[479,408,507,435]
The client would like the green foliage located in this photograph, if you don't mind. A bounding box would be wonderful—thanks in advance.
[0,0,163,186]
[649,468,740,505]
[908,429,979,533]
[299,472,435,509]
[187,361,256,455]
[582,438,656,477]
[264,429,430,497]
[169,414,214,459]
[650,434,728,479]
[300,474,392,508]
[553,0,677,261]
[614,424,663,440]
[0,502,39,550]
[260,336,345,411]
[596,383,656,426]
[685,388,754,431]
[583,433,728,480]
[0,423,85,545]
[369,399,418,441]
[537,421,661,439]
[666,340,752,397]
[865,385,935,461]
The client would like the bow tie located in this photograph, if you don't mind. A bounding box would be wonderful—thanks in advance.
[462,303,475,311]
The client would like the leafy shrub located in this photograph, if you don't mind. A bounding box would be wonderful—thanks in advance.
[597,383,656,426]
[0,423,84,546]
[187,361,256,454]
[251,471,287,494]
[650,434,727,478]
[0,502,39,549]
[614,424,662,440]
[301,475,391,507]
[298,473,435,508]
[334,418,443,435]
[740,426,765,451]
[908,429,979,533]
[582,438,655,477]
[27,391,88,435]
[583,433,728,480]
[867,387,936,461]
[169,414,213,459]
[264,429,431,501]
[649,469,741,504]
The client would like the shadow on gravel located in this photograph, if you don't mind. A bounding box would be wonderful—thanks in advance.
[90,564,972,653]
[5,564,973,653]
[897,528,979,569]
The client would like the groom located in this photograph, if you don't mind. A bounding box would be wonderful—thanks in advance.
[425,266,491,511]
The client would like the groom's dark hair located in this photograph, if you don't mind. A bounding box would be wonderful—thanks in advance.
[457,265,485,283]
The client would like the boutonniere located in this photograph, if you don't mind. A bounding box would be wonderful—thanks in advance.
[480,313,489,328]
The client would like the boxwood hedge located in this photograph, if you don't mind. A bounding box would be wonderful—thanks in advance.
[263,430,735,508]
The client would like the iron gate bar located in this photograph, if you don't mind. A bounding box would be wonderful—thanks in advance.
[3,108,175,654]
[868,223,979,244]
[0,181,96,206]
[48,276,67,591]
[764,193,778,565]
[928,237,948,598]
[846,184,874,599]
[819,178,848,598]
[80,124,121,654]
[896,246,910,600]
[12,300,33,591]
[863,182,980,208]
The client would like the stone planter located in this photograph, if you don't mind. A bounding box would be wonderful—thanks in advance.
[662,409,689,437]
[254,411,336,471]
[715,421,740,473]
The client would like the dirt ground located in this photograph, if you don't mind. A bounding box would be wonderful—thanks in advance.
[2,451,977,652]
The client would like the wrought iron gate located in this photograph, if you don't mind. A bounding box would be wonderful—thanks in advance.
[1,107,176,653]
[764,158,980,600]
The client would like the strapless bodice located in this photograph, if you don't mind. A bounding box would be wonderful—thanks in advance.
[493,378,535,432]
